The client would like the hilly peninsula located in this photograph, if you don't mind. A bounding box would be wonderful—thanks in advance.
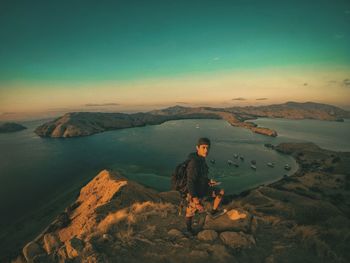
[34,102,350,138]
[12,142,350,263]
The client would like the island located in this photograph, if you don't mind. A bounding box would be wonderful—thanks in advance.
[0,122,27,133]
[12,142,350,263]
[34,101,350,138]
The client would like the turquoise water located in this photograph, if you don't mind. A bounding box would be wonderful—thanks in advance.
[1,117,349,231]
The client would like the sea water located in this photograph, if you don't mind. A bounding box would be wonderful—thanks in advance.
[0,117,349,235]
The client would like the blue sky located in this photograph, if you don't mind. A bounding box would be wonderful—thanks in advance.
[0,0,350,119]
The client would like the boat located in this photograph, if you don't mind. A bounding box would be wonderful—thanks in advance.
[284,164,291,171]
[195,124,200,129]
[251,160,256,165]
[250,165,256,170]
[267,162,274,168]
[227,160,233,165]
[233,154,238,159]
[239,156,244,161]
[233,162,239,167]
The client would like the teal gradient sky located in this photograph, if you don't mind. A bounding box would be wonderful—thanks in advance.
[1,0,350,119]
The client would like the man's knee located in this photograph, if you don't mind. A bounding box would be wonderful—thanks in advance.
[217,189,224,198]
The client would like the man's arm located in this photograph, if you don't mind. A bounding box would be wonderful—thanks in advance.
[186,159,198,198]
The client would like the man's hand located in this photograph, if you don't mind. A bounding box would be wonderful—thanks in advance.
[195,203,204,212]
[209,179,220,186]
[192,197,204,212]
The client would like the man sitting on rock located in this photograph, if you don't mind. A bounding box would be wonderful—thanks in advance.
[185,137,225,235]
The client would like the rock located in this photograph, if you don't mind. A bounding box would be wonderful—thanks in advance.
[65,237,84,258]
[197,230,218,241]
[43,233,62,254]
[102,233,114,242]
[219,231,255,249]
[203,209,251,232]
[22,241,45,262]
[167,229,184,239]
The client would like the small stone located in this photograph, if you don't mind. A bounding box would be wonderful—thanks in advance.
[65,237,84,258]
[102,233,114,242]
[197,230,218,241]
[219,231,255,249]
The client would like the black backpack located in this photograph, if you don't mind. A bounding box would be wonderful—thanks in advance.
[171,159,191,194]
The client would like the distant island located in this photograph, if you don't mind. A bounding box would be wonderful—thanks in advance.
[12,142,350,263]
[0,122,27,133]
[34,102,350,138]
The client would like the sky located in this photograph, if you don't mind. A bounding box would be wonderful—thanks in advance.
[0,0,350,120]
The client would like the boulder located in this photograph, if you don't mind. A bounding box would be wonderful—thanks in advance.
[167,229,184,239]
[197,230,218,241]
[203,209,251,232]
[219,231,255,249]
[22,241,45,262]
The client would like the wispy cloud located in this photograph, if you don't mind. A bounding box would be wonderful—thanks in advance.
[213,57,220,61]
[85,103,120,107]
[232,97,246,101]
[256,98,268,100]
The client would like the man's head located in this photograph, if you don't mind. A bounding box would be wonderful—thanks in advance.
[196,137,211,158]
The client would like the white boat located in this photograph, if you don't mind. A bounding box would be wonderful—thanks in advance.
[284,164,291,171]
[267,162,274,168]
[251,165,256,170]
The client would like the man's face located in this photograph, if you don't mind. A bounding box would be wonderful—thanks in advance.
[196,144,210,158]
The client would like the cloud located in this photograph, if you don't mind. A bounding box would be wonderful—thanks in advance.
[343,78,350,87]
[175,102,190,104]
[256,98,268,100]
[303,83,308,86]
[85,103,120,107]
[213,57,220,61]
[232,97,246,101]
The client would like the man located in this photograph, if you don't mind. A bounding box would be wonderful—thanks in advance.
[185,137,225,234]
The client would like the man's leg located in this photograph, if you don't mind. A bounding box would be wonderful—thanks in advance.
[212,189,224,212]
[185,195,197,233]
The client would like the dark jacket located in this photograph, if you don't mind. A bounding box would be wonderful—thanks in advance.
[186,152,209,198]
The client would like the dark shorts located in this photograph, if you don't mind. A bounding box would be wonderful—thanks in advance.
[185,186,224,217]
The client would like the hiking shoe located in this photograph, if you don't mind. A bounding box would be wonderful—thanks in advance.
[183,229,196,237]
[209,208,227,218]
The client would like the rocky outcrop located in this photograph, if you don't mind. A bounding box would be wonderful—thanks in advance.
[13,142,350,262]
[0,122,26,133]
